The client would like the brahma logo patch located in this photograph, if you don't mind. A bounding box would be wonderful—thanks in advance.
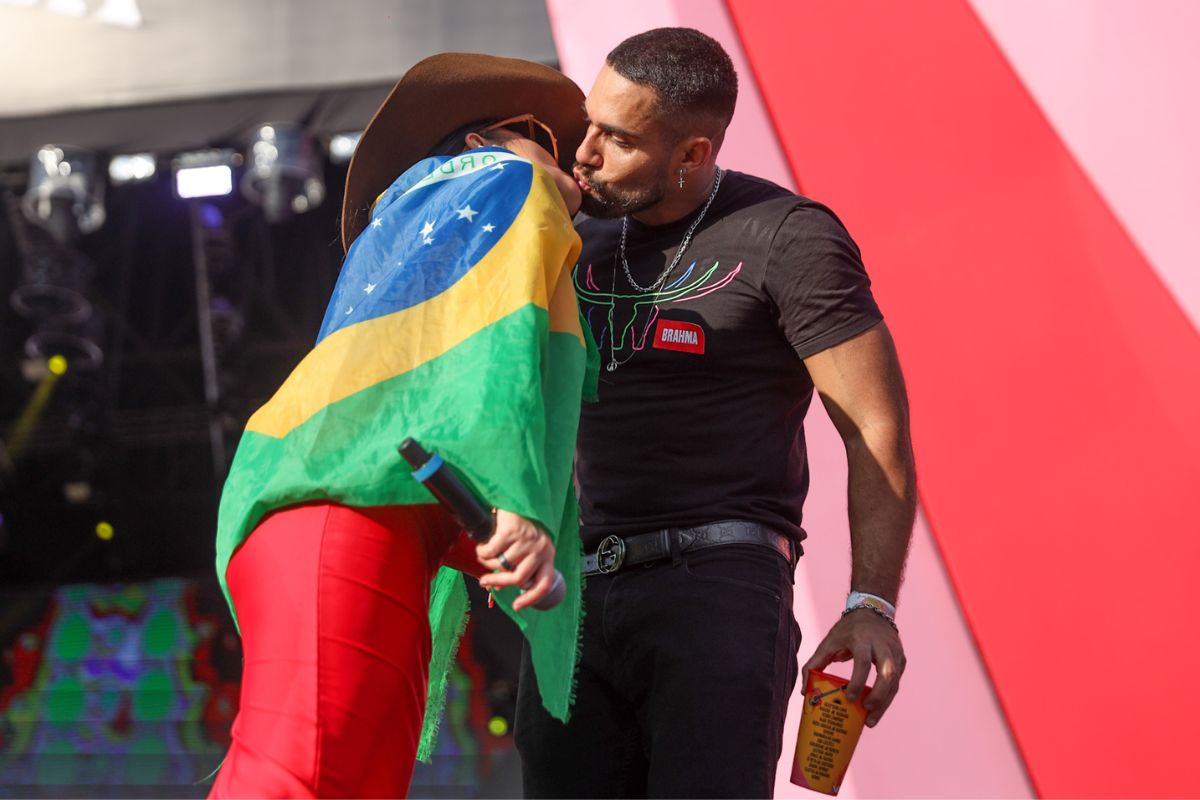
[652,319,705,354]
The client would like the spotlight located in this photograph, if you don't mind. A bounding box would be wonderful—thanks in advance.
[172,149,241,200]
[241,123,325,223]
[95,521,115,541]
[15,353,73,381]
[63,481,93,504]
[328,131,362,164]
[22,145,105,244]
[177,166,232,198]
[108,153,157,185]
[59,446,97,505]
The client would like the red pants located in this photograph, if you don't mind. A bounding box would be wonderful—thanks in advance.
[210,502,479,799]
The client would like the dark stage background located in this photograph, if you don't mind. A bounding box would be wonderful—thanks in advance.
[0,144,525,800]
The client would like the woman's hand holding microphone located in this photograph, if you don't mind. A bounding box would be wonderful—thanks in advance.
[477,510,562,611]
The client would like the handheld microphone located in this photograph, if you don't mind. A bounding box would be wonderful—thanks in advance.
[398,438,565,610]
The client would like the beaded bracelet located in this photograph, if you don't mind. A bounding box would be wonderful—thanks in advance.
[842,603,899,632]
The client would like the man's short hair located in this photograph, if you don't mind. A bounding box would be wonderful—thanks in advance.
[606,27,738,140]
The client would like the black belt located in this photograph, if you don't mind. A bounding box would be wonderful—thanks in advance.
[581,520,793,576]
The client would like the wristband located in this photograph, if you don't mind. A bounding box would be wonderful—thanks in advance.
[846,590,896,619]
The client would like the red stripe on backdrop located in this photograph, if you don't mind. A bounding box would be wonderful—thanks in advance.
[726,1,1200,798]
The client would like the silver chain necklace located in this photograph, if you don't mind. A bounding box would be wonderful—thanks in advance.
[607,167,723,372]
[618,166,724,292]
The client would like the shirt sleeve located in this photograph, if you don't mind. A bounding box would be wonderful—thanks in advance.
[763,202,883,360]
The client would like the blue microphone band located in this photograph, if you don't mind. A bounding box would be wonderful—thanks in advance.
[410,452,443,483]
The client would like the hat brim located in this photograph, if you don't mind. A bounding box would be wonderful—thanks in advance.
[341,52,586,251]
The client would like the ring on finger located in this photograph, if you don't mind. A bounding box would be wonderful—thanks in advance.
[498,553,515,571]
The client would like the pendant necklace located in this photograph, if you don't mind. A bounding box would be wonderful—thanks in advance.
[607,166,723,372]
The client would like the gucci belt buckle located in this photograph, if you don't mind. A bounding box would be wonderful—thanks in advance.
[596,535,627,574]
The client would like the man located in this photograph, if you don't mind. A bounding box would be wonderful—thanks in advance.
[515,28,916,798]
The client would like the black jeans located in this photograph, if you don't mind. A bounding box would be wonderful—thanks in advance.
[515,542,801,798]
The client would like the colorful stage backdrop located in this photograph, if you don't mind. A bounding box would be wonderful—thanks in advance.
[547,1,1199,798]
[0,576,518,797]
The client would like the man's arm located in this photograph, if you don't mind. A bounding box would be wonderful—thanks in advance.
[802,320,916,727]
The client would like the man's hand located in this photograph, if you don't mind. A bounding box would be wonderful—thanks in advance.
[803,609,906,727]
[476,509,557,611]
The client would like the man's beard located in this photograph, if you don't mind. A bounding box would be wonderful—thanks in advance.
[575,167,666,219]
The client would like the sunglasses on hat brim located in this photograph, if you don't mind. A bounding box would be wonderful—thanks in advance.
[481,113,559,164]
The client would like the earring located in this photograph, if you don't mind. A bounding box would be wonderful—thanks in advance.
[678,168,686,189]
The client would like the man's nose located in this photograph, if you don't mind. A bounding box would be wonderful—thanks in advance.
[576,128,601,169]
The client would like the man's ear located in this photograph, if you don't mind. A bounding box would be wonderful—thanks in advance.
[463,131,487,150]
[678,135,714,172]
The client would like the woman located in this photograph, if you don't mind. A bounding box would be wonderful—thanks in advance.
[209,53,592,798]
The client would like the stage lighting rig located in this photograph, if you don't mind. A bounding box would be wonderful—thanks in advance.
[108,153,157,185]
[172,148,241,199]
[21,145,106,245]
[5,185,106,379]
[241,123,325,223]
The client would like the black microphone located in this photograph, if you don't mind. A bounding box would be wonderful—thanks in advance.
[398,438,565,610]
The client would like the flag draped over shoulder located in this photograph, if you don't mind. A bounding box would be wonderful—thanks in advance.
[214,146,595,759]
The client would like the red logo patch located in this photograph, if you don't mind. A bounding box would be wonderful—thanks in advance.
[652,319,705,354]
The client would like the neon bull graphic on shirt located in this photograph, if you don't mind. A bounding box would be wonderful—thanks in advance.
[574,259,742,359]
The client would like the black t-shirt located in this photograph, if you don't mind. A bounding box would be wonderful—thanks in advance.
[573,170,882,550]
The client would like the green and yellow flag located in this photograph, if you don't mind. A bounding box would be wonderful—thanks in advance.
[215,147,595,757]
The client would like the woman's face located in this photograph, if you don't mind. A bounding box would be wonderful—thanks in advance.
[467,129,582,216]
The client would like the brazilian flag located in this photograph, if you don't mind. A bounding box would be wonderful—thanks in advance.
[215,146,595,757]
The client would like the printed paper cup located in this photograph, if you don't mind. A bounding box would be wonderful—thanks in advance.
[790,670,870,795]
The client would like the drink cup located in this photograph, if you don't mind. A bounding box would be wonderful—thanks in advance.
[789,669,870,795]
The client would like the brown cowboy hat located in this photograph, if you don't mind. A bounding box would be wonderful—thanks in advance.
[341,52,586,251]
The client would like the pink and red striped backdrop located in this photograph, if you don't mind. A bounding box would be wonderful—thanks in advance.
[547,2,1199,796]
